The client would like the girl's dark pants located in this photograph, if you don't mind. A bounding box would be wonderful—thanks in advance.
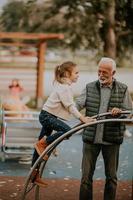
[31,110,71,166]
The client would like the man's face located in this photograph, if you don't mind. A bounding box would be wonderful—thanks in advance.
[98,62,115,85]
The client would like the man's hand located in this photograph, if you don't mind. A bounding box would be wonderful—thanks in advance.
[111,107,122,116]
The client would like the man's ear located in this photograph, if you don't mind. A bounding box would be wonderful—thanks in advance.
[112,70,116,76]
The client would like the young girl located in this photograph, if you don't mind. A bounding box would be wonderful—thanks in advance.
[9,79,23,96]
[31,61,94,187]
[3,79,29,116]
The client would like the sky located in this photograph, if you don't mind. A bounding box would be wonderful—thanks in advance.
[0,0,7,8]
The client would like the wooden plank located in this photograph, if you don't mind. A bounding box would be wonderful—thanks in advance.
[0,42,35,47]
[0,32,64,40]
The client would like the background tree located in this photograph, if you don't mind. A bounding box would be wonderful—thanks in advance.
[41,0,133,60]
[0,0,133,61]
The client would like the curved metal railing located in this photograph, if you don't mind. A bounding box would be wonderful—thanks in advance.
[21,111,133,200]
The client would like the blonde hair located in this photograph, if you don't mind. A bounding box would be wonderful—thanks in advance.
[54,61,76,83]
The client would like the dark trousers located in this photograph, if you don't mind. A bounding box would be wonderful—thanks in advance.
[31,110,71,166]
[79,143,120,200]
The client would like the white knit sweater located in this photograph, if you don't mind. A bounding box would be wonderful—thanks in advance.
[43,81,82,120]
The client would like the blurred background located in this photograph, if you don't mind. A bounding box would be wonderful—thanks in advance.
[0,0,133,108]
[0,1,133,192]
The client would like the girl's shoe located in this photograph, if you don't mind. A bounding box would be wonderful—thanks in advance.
[35,138,48,160]
[34,174,48,187]
[31,169,48,187]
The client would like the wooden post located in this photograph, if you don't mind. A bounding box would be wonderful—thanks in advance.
[36,40,46,108]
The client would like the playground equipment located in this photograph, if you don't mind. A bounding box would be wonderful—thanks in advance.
[21,110,133,200]
[0,110,40,161]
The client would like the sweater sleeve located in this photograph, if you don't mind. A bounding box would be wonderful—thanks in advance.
[57,85,82,119]
[68,104,82,119]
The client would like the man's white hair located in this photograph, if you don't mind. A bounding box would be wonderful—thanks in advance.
[98,57,116,71]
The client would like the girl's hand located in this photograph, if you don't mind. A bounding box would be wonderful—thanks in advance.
[80,115,96,124]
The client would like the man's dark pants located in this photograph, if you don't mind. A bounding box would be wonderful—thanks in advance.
[79,142,120,200]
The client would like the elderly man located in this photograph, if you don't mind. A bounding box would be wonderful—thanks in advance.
[76,57,132,200]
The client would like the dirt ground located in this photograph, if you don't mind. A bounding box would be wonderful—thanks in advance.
[0,176,132,200]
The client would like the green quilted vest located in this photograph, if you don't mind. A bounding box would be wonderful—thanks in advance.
[83,80,127,144]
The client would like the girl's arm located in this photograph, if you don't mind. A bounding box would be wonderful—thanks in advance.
[58,86,81,117]
[69,105,95,124]
[58,85,95,123]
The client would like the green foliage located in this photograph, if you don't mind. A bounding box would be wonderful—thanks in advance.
[115,0,133,57]
[0,0,133,59]
[1,1,29,32]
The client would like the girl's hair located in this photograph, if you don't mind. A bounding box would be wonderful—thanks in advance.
[54,61,76,83]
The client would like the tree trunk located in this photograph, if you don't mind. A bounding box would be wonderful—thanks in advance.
[104,0,116,59]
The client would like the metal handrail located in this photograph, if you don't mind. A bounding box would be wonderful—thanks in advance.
[21,110,133,200]
[1,121,7,152]
[3,110,40,121]
[4,110,40,115]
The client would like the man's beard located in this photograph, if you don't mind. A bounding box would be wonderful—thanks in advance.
[99,78,108,85]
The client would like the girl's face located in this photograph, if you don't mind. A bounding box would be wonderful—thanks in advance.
[69,66,79,83]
